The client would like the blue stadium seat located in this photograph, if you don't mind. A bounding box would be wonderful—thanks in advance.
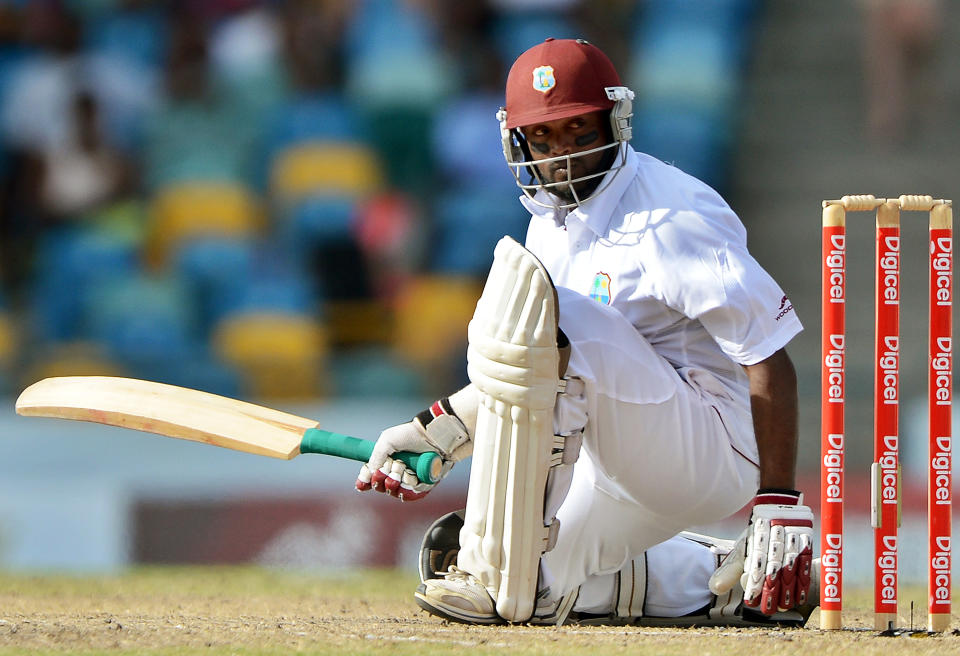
[629,0,760,192]
[491,13,579,65]
[632,104,728,191]
[431,92,517,190]
[431,187,529,276]
[29,226,139,342]
[277,197,356,261]
[227,258,318,315]
[344,0,450,106]
[83,4,169,70]
[327,347,424,398]
[343,0,449,191]
[172,237,257,338]
[142,100,258,190]
[262,95,363,161]
[80,272,200,379]
[147,349,245,400]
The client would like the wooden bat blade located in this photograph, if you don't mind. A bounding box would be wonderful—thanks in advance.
[16,376,444,482]
[16,376,312,459]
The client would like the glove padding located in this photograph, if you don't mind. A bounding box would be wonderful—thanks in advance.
[708,490,814,615]
[355,398,472,501]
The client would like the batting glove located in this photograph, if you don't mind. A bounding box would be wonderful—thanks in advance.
[708,489,814,615]
[356,387,477,502]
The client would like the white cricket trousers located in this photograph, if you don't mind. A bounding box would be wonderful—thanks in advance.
[540,288,760,605]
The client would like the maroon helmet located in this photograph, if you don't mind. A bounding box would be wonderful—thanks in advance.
[497,38,634,208]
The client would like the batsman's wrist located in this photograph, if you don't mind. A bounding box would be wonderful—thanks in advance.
[754,488,803,505]
[414,397,470,458]
[446,384,479,435]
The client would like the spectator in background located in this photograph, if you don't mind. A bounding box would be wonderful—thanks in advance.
[343,0,452,193]
[434,0,496,64]
[142,12,256,190]
[430,42,514,193]
[27,90,135,225]
[860,0,944,145]
[82,0,167,153]
[427,40,530,276]
[208,0,288,126]
[1,2,83,154]
[266,0,377,307]
[0,4,30,297]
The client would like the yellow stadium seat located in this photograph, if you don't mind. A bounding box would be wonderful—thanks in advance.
[145,182,264,269]
[0,312,15,371]
[20,341,127,386]
[212,312,328,400]
[325,298,394,348]
[270,141,384,202]
[391,275,482,372]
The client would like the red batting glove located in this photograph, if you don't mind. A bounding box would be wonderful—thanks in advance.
[741,489,814,614]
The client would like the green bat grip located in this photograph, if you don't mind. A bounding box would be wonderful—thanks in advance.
[299,428,443,484]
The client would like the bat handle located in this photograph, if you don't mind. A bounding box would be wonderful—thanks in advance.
[299,428,443,484]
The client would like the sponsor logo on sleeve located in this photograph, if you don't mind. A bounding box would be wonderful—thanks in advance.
[775,295,794,321]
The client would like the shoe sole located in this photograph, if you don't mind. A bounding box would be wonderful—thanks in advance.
[414,589,504,625]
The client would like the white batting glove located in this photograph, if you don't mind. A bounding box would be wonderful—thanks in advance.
[709,490,814,615]
[355,387,477,502]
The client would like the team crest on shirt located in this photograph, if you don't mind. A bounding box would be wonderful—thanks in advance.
[589,272,612,304]
[532,66,556,93]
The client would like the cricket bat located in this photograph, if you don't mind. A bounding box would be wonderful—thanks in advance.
[15,376,442,483]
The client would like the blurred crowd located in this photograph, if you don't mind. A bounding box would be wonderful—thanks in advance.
[0,0,759,400]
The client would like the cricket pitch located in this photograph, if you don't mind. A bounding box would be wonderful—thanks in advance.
[0,567,956,655]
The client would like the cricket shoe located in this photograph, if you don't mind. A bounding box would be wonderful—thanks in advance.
[415,566,503,625]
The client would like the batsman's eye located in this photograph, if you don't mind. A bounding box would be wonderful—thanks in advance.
[574,130,599,147]
[529,141,550,154]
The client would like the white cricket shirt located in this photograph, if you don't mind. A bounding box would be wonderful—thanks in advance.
[523,145,802,409]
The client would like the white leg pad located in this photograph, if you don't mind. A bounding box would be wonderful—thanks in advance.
[458,237,564,622]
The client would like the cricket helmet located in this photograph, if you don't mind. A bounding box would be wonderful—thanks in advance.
[497,38,634,209]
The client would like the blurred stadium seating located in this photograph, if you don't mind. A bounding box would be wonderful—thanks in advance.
[629,0,758,193]
[0,0,761,401]
[144,181,264,269]
[391,274,483,395]
[80,270,200,380]
[0,292,15,394]
[18,341,127,389]
[213,311,327,399]
[29,223,140,343]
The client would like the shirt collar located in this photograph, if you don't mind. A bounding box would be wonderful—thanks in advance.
[519,145,639,236]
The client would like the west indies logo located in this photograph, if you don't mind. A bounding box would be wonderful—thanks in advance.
[532,66,556,93]
[589,272,612,304]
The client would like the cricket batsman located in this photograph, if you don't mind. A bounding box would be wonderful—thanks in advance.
[357,38,816,627]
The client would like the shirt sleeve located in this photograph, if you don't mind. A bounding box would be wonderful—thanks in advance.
[699,240,803,365]
[657,212,803,366]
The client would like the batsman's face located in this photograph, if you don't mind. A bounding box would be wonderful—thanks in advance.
[519,110,612,202]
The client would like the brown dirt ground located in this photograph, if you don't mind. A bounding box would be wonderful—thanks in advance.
[0,568,958,655]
